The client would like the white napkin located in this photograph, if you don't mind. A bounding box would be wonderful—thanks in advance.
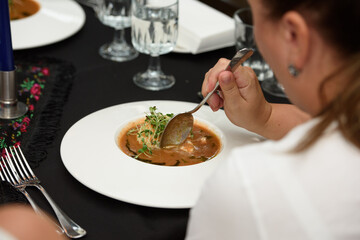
[175,0,235,54]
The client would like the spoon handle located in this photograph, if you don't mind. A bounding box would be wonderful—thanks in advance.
[189,48,254,114]
[191,81,219,113]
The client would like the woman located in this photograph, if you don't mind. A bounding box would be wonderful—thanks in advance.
[185,0,360,239]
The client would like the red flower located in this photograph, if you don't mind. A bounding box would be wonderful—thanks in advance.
[30,83,41,101]
[23,117,31,126]
[42,67,50,76]
[28,104,34,111]
[20,125,27,133]
[13,122,20,129]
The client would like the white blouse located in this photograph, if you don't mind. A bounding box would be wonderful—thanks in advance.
[185,119,360,240]
[0,227,16,240]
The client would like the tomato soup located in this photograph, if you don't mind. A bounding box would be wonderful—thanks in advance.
[118,119,221,166]
[10,0,40,20]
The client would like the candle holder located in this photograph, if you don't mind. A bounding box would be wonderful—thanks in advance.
[0,70,28,119]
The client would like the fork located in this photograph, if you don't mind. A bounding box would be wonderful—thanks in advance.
[5,146,87,239]
[0,156,42,213]
[0,155,64,235]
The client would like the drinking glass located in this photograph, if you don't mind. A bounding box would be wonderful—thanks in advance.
[95,0,138,62]
[131,0,178,91]
[234,8,286,98]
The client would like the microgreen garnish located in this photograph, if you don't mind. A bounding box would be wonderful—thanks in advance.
[189,129,194,138]
[127,106,173,158]
[145,106,173,139]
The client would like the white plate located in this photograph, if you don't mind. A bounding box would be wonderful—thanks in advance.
[60,101,262,208]
[11,0,86,50]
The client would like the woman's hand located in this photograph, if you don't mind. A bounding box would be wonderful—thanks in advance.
[202,58,310,139]
[202,58,272,134]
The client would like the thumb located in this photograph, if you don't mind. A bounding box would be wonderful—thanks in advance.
[235,66,263,102]
[218,71,246,105]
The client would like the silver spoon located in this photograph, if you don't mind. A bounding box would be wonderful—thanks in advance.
[160,48,254,148]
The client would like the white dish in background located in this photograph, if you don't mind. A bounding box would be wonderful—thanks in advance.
[11,0,86,50]
[60,100,262,208]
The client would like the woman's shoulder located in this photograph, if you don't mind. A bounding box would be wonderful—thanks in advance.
[230,118,360,164]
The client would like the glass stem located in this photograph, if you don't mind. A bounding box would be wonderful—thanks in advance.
[113,28,126,46]
[147,56,162,74]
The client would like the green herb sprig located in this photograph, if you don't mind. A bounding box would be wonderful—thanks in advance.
[145,106,173,139]
[127,106,173,158]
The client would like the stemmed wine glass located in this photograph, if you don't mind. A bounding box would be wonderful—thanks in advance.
[131,0,178,91]
[95,0,138,62]
[234,8,286,98]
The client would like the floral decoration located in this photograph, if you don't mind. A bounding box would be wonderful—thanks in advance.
[0,65,49,151]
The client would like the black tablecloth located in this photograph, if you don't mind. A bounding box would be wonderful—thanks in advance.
[10,3,289,240]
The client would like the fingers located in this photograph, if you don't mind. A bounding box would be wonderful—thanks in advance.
[201,58,263,115]
[218,71,246,112]
[202,58,230,111]
[206,93,223,111]
[201,70,222,111]
[218,71,242,101]
[201,57,270,132]
[219,65,270,129]
[217,67,257,110]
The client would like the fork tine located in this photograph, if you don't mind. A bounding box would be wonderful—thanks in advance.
[0,159,6,181]
[1,156,16,185]
[4,149,24,184]
[8,147,23,177]
[9,146,29,181]
[4,155,21,185]
[0,158,9,182]
[12,146,35,180]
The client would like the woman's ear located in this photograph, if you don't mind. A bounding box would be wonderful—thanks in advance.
[280,11,310,71]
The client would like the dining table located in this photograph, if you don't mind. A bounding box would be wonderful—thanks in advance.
[3,1,289,239]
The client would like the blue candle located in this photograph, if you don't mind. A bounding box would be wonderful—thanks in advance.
[0,0,15,71]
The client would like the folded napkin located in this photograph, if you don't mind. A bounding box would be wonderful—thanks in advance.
[176,0,235,54]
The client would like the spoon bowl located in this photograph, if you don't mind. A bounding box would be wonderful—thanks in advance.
[160,48,254,148]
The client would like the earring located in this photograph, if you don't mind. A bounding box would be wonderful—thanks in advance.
[288,64,300,77]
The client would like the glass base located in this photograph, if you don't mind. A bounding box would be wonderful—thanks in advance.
[261,77,287,98]
[133,70,175,91]
[99,42,138,62]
